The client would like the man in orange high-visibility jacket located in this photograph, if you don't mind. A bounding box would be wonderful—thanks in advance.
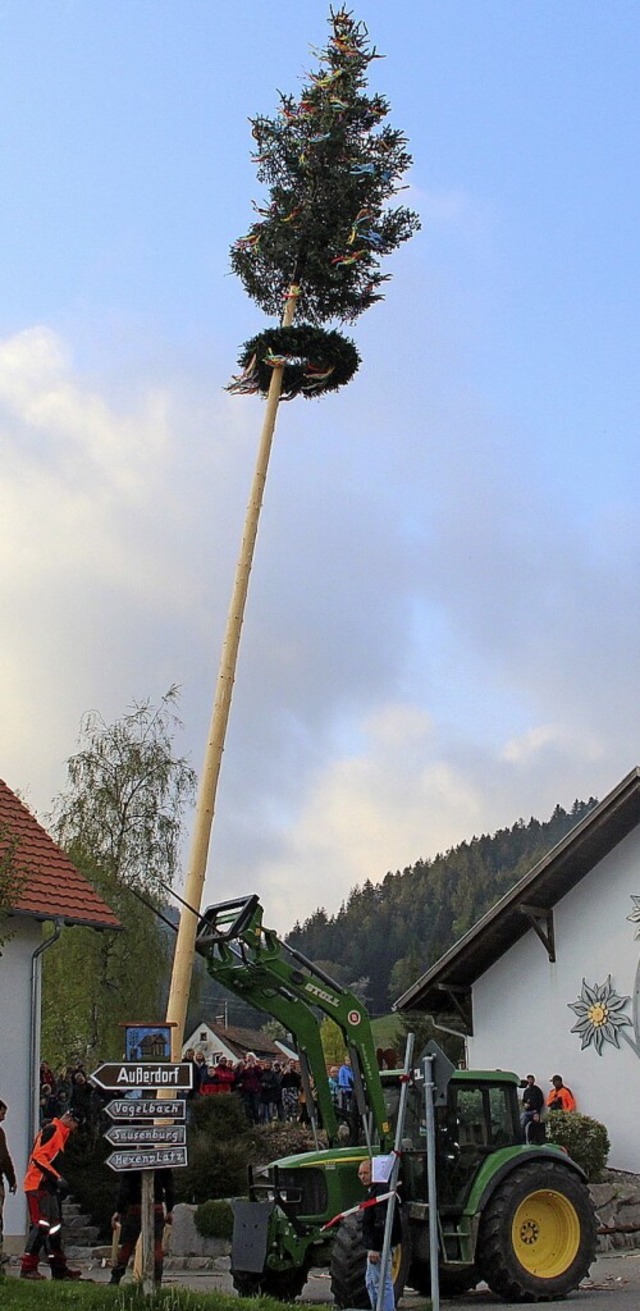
[546,1074,577,1113]
[20,1108,83,1281]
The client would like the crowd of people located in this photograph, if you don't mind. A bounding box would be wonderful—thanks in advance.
[38,1061,103,1135]
[182,1049,357,1127]
[185,1049,301,1123]
[185,1049,303,1123]
[33,1050,358,1137]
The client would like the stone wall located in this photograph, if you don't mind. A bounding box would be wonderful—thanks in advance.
[169,1204,230,1259]
[591,1171,640,1251]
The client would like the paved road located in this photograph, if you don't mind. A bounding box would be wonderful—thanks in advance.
[158,1248,640,1309]
[440,1252,640,1311]
[8,1249,640,1308]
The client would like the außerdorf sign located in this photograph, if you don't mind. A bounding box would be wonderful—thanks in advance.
[90,1062,193,1092]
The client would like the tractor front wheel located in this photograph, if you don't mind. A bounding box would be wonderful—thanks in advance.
[476,1161,596,1302]
[232,1263,310,1302]
[231,1273,262,1298]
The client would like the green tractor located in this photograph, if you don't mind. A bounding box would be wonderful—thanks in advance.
[196,897,596,1303]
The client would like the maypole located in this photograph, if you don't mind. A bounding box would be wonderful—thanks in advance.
[166,7,419,1055]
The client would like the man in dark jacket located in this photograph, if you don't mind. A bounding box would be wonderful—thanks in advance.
[236,1054,262,1124]
[520,1074,545,1143]
[358,1158,402,1311]
[109,1169,174,1286]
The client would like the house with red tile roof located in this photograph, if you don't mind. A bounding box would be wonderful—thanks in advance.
[0,778,121,1250]
[182,1020,296,1067]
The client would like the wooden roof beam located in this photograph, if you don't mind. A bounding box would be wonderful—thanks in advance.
[519,904,555,962]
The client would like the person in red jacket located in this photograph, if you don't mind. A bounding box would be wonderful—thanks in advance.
[200,1057,236,1095]
[20,1108,83,1281]
[546,1075,577,1112]
[212,1057,236,1094]
[199,1065,219,1095]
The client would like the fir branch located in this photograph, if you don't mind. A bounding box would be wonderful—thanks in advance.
[230,7,420,326]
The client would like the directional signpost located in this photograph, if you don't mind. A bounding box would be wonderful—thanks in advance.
[105,1099,185,1121]
[107,1146,189,1171]
[91,1062,193,1091]
[105,1124,187,1148]
[91,1028,191,1298]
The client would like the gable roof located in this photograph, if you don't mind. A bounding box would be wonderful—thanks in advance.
[0,778,121,931]
[186,1021,296,1063]
[205,1023,293,1062]
[394,767,640,1018]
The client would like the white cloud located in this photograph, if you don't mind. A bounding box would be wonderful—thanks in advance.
[0,327,177,590]
[242,703,486,930]
[501,723,604,766]
[0,326,253,809]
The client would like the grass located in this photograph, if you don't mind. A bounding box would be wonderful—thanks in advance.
[0,1283,328,1311]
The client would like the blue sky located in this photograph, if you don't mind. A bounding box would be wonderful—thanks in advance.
[2,2,640,931]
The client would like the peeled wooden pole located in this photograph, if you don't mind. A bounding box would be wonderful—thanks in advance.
[165,290,299,1057]
[140,1170,155,1296]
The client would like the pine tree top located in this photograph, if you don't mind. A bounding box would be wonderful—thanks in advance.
[230,7,420,325]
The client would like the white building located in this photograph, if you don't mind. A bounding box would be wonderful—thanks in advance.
[0,779,120,1250]
[396,768,640,1172]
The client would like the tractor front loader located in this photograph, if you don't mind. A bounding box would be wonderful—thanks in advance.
[196,896,596,1303]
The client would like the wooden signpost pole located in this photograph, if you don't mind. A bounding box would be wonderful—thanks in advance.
[140,1169,155,1295]
[92,1042,191,1296]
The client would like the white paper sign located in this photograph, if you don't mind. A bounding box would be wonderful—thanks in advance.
[372,1153,394,1183]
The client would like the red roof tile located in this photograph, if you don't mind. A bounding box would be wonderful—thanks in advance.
[206,1023,292,1061]
[0,778,121,930]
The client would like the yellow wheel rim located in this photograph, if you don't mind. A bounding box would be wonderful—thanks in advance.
[511,1189,580,1279]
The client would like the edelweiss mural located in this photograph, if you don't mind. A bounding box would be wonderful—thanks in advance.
[567,896,640,1056]
[568,977,632,1053]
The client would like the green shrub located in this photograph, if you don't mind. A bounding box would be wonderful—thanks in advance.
[546,1109,610,1181]
[194,1198,234,1240]
[174,1094,256,1205]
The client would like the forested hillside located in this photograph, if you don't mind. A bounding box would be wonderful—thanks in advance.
[286,799,596,1015]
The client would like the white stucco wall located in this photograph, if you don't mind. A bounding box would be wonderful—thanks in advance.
[0,917,42,1246]
[467,828,640,1171]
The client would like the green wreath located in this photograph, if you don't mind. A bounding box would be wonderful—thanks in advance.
[227,325,360,401]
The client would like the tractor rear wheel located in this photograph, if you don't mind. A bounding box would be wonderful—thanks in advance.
[476,1160,596,1302]
[330,1212,409,1309]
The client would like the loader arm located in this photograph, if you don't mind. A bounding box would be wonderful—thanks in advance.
[195,895,392,1148]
